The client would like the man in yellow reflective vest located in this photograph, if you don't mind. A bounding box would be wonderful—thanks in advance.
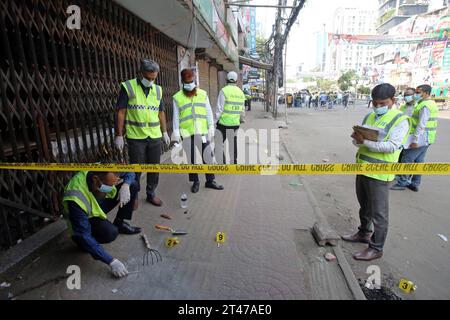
[391,84,439,192]
[172,68,224,194]
[342,83,410,261]
[115,59,171,207]
[63,171,140,278]
[216,71,246,164]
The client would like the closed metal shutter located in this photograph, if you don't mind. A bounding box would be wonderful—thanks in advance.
[198,59,210,96]
[0,0,179,250]
[209,66,219,112]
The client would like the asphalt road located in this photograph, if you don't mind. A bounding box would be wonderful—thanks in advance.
[281,102,450,300]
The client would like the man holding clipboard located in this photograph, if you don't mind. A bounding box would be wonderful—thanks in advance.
[342,83,409,261]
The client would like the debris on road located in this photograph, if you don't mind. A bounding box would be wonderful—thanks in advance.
[324,252,337,262]
[289,182,303,187]
[437,234,448,242]
[322,159,330,163]
[111,289,118,294]
[276,154,284,160]
[160,214,173,220]
[1,282,11,288]
[312,222,340,247]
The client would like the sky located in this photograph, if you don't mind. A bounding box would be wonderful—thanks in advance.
[252,0,378,76]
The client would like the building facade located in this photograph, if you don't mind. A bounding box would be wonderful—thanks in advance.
[329,7,377,74]
[0,0,243,251]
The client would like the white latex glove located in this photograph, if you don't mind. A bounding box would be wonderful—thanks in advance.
[207,128,215,142]
[172,132,181,144]
[118,183,131,208]
[163,132,171,146]
[110,259,128,278]
[115,136,124,152]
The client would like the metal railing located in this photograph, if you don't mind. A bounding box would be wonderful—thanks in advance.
[0,0,179,250]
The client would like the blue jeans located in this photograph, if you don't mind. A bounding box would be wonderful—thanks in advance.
[396,146,429,187]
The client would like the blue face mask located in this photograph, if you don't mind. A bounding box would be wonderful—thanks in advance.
[374,105,389,115]
[183,82,196,92]
[404,95,414,103]
[414,94,422,101]
[98,184,114,193]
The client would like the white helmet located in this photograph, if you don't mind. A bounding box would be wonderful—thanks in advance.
[227,71,238,83]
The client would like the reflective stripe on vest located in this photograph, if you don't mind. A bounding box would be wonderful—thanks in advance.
[64,190,92,215]
[173,89,208,138]
[356,109,409,182]
[63,171,117,220]
[410,99,438,144]
[122,79,162,140]
[219,85,245,127]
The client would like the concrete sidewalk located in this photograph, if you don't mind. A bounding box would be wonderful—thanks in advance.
[1,104,355,300]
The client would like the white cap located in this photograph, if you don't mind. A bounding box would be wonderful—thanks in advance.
[227,71,238,82]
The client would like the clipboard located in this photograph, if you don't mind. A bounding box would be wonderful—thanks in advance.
[353,125,379,142]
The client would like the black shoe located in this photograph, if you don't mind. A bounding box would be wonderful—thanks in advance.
[191,182,200,194]
[114,221,142,235]
[407,184,419,192]
[205,181,224,190]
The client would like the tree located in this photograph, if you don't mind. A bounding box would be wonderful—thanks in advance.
[358,85,371,95]
[338,70,359,92]
[316,78,337,92]
[256,36,269,61]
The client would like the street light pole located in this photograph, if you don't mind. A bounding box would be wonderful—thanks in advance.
[284,37,288,125]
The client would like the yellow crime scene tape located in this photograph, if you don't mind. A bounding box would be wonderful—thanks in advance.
[1,162,450,175]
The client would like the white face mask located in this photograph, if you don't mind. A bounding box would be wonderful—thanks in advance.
[183,82,196,92]
[141,77,154,88]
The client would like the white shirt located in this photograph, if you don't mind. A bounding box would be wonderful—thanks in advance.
[353,112,410,153]
[411,106,430,146]
[172,94,214,138]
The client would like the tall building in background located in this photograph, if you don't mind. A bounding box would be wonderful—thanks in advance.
[329,7,377,74]
[377,0,431,34]
[315,25,328,71]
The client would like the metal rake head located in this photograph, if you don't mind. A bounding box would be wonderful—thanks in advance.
[141,234,162,266]
[143,248,162,266]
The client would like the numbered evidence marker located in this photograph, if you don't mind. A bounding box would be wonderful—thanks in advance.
[216,232,226,247]
[399,279,417,294]
[165,237,179,248]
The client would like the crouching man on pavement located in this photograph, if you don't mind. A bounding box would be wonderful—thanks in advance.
[63,171,141,278]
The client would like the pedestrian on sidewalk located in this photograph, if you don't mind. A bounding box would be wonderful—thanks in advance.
[216,71,246,165]
[343,92,349,110]
[343,83,409,261]
[287,94,294,108]
[63,171,141,278]
[244,89,252,111]
[172,68,224,194]
[115,59,170,207]
[391,84,439,192]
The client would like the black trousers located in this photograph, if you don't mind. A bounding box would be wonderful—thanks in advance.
[355,175,390,252]
[89,181,139,244]
[182,135,215,183]
[245,100,252,111]
[216,123,239,165]
[127,137,161,199]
